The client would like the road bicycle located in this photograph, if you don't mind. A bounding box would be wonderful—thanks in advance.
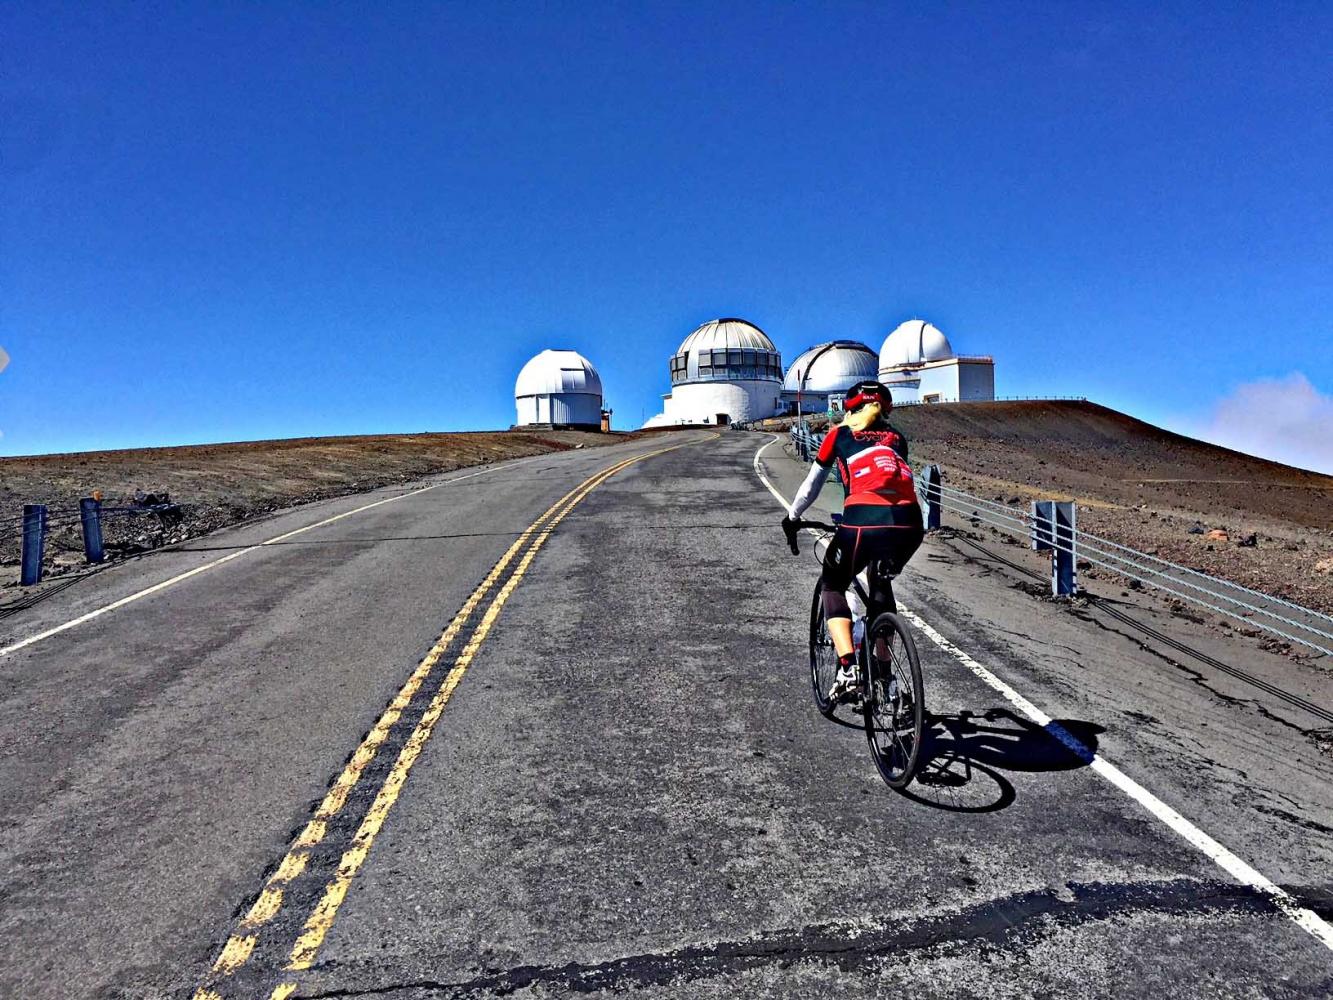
[784,516,925,789]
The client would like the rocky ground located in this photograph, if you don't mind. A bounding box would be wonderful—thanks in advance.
[760,400,1333,615]
[0,429,638,594]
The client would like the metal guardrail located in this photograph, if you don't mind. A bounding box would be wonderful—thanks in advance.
[789,422,817,462]
[8,498,185,586]
[788,422,839,481]
[783,429,1332,657]
[919,476,1333,658]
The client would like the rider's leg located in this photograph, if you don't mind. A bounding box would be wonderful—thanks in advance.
[866,524,924,659]
[826,615,854,658]
[820,526,860,659]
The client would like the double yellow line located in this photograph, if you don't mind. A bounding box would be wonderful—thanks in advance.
[194,436,703,1000]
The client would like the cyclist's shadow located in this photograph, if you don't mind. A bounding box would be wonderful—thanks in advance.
[899,708,1104,813]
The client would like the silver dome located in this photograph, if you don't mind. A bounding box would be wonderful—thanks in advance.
[515,349,603,398]
[783,341,880,395]
[669,317,782,386]
[879,320,954,371]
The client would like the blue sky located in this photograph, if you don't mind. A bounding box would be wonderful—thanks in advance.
[2,3,1331,468]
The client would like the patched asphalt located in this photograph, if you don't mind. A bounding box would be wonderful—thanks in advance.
[1,430,1329,998]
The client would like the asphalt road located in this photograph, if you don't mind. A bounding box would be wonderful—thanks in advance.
[1,429,1329,999]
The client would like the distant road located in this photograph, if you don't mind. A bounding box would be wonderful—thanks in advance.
[1,430,1329,999]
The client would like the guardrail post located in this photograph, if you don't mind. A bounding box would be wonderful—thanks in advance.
[1053,501,1077,596]
[1031,501,1053,552]
[923,464,942,531]
[1030,500,1076,595]
[21,504,48,586]
[80,497,105,564]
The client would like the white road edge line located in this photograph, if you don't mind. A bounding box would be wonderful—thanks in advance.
[752,433,1333,952]
[0,457,538,659]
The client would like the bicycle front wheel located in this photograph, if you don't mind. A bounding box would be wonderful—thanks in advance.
[863,611,925,789]
[808,580,838,718]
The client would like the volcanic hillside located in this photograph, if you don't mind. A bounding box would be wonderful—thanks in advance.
[0,429,629,587]
[774,400,1333,613]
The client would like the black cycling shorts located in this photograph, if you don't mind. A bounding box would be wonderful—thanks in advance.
[820,516,923,620]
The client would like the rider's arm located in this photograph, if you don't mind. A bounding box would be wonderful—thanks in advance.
[789,461,827,520]
[790,429,838,519]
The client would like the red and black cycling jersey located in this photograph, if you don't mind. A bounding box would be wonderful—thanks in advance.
[815,422,920,527]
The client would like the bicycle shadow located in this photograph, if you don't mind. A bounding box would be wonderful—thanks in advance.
[898,708,1104,813]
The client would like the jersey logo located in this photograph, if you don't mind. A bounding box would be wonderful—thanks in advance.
[846,444,914,498]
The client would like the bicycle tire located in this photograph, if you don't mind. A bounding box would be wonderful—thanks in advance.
[808,579,838,718]
[862,611,925,789]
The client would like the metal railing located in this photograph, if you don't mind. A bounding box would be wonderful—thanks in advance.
[789,421,818,462]
[918,476,1332,658]
[783,429,1332,657]
[788,422,839,480]
[6,498,185,586]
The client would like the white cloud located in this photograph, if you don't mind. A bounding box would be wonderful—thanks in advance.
[1187,373,1333,475]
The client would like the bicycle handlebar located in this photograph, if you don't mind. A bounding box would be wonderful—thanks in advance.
[782,517,838,555]
[800,519,838,532]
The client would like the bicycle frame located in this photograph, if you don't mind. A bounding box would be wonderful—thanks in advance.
[804,520,893,625]
[791,515,926,788]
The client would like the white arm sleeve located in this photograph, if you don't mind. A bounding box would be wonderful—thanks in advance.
[789,462,829,520]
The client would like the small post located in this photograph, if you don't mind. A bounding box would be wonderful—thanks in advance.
[1031,501,1054,552]
[80,497,105,563]
[21,504,48,586]
[1053,501,1077,596]
[923,464,942,531]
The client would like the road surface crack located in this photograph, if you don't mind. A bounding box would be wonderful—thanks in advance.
[292,878,1275,997]
[1253,801,1333,836]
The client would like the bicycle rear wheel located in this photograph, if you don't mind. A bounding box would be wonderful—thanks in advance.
[863,611,924,788]
[808,580,838,718]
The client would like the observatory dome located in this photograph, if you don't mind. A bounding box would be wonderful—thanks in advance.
[669,318,783,385]
[514,349,604,428]
[879,320,954,370]
[514,349,603,398]
[649,316,784,427]
[783,341,880,395]
[677,318,778,355]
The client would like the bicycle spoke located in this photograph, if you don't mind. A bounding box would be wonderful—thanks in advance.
[864,615,924,787]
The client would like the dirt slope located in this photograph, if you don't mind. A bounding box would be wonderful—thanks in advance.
[773,400,1333,613]
[1,429,632,588]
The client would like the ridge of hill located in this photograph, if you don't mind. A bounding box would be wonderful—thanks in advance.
[1,429,631,586]
[896,400,1332,526]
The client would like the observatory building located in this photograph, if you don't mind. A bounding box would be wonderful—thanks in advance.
[780,340,880,415]
[644,318,783,427]
[878,320,994,404]
[514,349,604,429]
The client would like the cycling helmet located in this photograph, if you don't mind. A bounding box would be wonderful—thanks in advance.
[844,380,893,413]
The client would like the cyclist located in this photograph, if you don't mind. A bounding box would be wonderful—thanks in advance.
[782,380,924,700]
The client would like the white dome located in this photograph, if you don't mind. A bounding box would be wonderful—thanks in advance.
[879,320,954,370]
[669,317,782,386]
[677,318,777,355]
[783,341,880,394]
[514,349,603,398]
